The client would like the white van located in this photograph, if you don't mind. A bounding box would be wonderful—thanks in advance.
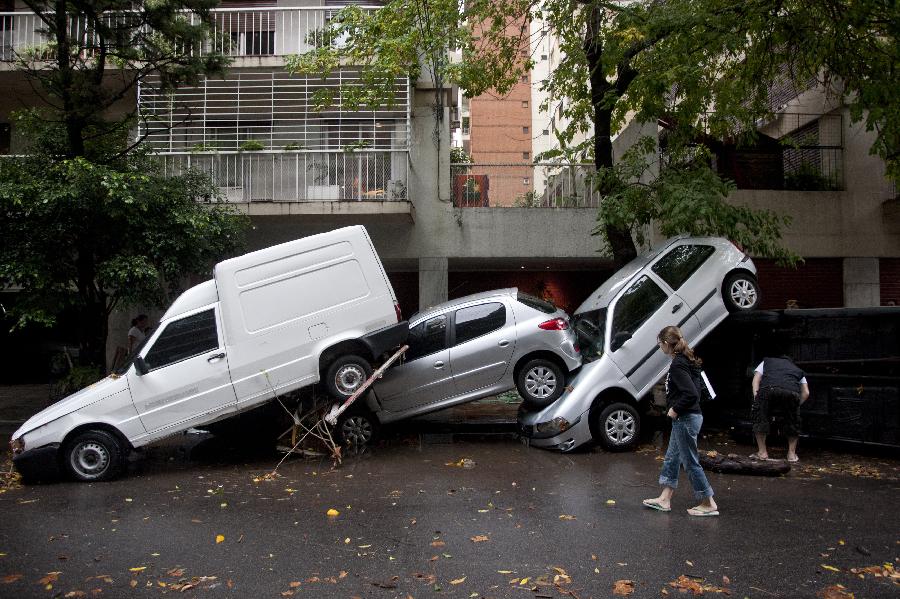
[10,226,407,482]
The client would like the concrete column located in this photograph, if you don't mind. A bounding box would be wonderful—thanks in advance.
[418,257,448,311]
[843,257,880,307]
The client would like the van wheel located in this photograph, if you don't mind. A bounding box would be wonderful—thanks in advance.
[723,272,760,312]
[62,430,124,482]
[516,359,564,408]
[325,355,373,401]
[592,402,641,451]
[335,409,378,447]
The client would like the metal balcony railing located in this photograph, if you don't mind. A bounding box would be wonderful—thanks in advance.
[451,163,601,208]
[159,150,408,203]
[0,6,379,61]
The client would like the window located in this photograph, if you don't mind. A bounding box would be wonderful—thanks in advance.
[610,276,667,351]
[523,177,530,185]
[462,116,470,134]
[521,75,529,84]
[521,101,529,108]
[517,293,556,314]
[523,126,529,134]
[542,129,549,136]
[574,308,607,360]
[540,54,547,61]
[405,315,447,361]
[144,309,219,370]
[651,244,715,291]
[522,151,530,160]
[454,303,506,345]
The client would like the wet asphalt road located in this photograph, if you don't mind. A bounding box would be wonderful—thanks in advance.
[0,432,898,599]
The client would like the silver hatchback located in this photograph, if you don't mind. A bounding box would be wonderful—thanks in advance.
[519,236,760,452]
[336,289,582,445]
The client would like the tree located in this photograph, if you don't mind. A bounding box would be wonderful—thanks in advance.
[0,1,247,369]
[287,0,895,266]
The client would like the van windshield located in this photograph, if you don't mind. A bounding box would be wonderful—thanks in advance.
[573,308,607,361]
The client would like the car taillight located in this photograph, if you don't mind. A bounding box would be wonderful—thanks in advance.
[394,301,402,322]
[539,318,568,331]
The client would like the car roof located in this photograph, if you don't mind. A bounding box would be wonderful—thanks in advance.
[410,288,518,324]
[575,236,733,314]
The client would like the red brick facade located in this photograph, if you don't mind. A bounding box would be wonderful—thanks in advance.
[752,258,844,309]
[880,258,900,306]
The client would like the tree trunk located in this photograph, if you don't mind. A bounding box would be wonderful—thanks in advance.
[585,6,637,268]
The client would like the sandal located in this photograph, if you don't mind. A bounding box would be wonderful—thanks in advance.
[749,452,770,461]
[642,499,671,512]
[787,456,800,463]
[687,506,719,517]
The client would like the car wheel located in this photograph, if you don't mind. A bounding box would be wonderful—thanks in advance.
[62,430,124,482]
[325,355,373,401]
[335,409,378,447]
[593,402,641,451]
[723,271,761,312]
[516,359,565,408]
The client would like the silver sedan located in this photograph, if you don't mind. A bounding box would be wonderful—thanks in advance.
[336,289,582,445]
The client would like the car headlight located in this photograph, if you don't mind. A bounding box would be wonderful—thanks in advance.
[10,437,25,455]
[535,417,571,435]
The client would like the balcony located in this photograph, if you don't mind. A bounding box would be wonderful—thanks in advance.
[159,149,412,221]
[451,163,601,208]
[0,6,379,62]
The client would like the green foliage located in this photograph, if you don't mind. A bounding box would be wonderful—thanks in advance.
[238,139,265,151]
[450,147,472,164]
[513,191,544,208]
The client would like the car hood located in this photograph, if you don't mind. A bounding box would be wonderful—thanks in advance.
[12,375,130,439]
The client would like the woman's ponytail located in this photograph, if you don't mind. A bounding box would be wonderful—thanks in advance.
[658,325,702,367]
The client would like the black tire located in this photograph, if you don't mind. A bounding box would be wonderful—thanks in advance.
[592,402,641,451]
[516,358,565,408]
[62,430,124,482]
[324,355,373,401]
[722,271,761,312]
[335,409,378,447]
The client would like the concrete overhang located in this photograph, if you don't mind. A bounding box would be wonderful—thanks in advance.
[234,200,415,223]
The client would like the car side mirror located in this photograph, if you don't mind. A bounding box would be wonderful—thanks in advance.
[611,331,632,352]
[134,357,149,376]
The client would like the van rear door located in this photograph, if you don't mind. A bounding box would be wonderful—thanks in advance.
[127,306,237,434]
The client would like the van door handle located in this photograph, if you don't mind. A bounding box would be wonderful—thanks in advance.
[498,340,510,347]
[671,303,683,313]
[433,361,444,369]
[207,352,226,363]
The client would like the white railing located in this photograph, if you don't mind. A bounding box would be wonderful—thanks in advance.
[159,150,409,203]
[451,163,601,208]
[0,7,379,60]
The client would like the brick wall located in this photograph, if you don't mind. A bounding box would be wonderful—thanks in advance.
[880,258,900,306]
[753,258,844,309]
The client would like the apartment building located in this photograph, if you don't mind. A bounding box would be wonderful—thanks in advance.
[0,0,614,373]
[1,1,896,378]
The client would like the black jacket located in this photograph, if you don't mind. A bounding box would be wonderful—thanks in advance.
[665,353,702,415]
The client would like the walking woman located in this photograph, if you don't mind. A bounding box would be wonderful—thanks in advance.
[642,325,719,516]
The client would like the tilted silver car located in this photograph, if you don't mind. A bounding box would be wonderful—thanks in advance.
[336,289,582,445]
[519,236,760,452]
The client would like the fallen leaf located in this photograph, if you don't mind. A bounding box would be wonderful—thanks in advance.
[722,575,731,585]
[430,540,445,547]
[686,560,694,567]
[558,514,576,521]
[1,574,23,584]
[821,564,841,572]
[497,570,513,574]
[128,567,146,573]
[129,580,137,588]
[215,535,225,544]
[818,584,854,598]
[450,577,466,585]
[326,509,339,517]
[612,579,634,596]
[606,500,616,505]
[38,572,61,586]
[470,535,489,543]
[289,581,301,588]
[64,592,86,598]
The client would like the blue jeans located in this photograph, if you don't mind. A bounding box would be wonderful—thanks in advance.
[658,412,714,499]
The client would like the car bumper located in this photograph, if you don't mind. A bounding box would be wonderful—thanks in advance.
[518,408,593,452]
[12,443,61,481]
